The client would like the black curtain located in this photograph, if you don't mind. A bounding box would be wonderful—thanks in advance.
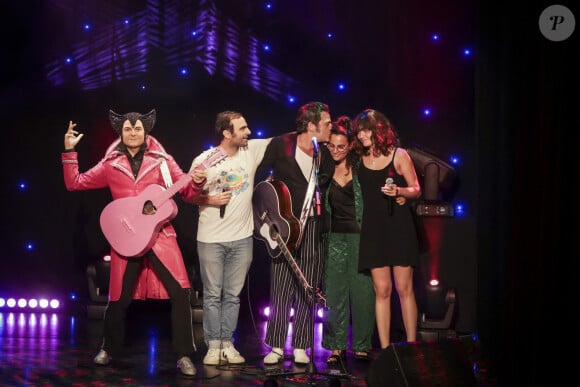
[476,1,578,385]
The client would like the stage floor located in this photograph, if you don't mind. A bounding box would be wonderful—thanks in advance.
[0,301,495,386]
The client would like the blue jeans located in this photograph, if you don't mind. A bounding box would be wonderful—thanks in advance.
[197,236,253,347]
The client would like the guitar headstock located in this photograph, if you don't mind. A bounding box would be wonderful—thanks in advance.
[196,146,228,171]
[316,288,327,308]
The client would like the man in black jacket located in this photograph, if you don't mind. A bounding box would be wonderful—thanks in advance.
[258,101,334,365]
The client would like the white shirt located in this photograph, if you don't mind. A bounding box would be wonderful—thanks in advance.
[191,139,270,243]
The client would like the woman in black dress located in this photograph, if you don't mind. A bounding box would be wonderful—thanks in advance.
[351,109,422,349]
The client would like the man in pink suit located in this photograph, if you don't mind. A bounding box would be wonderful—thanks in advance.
[62,109,205,377]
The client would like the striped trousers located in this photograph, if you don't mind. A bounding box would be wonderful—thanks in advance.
[264,217,327,349]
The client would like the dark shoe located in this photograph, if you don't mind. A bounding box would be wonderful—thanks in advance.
[354,351,370,361]
[327,354,342,365]
[326,350,346,365]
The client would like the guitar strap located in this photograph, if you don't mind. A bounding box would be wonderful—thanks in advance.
[159,158,173,188]
[295,152,319,249]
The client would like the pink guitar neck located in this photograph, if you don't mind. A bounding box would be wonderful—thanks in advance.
[151,170,193,209]
[151,153,221,209]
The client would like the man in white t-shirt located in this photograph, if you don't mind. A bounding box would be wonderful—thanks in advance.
[190,111,271,365]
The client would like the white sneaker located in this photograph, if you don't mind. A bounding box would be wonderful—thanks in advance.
[177,356,196,376]
[203,348,221,365]
[264,347,284,365]
[93,349,111,365]
[221,342,245,364]
[293,348,310,364]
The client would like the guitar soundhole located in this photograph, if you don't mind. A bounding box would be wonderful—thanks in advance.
[269,224,280,240]
[143,200,157,215]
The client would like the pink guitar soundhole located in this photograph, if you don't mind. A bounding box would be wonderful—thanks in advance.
[100,147,227,257]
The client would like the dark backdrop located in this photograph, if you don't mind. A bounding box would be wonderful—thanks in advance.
[476,1,578,385]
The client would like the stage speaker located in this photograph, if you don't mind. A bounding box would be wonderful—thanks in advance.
[366,339,477,387]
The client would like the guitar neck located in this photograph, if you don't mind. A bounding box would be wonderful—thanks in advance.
[151,148,227,210]
[151,172,192,209]
[274,233,312,291]
[275,233,326,306]
[258,203,326,306]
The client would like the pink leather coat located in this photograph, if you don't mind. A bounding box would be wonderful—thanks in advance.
[62,135,201,301]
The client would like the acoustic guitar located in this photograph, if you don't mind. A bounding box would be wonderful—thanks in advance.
[252,180,302,258]
[100,147,227,257]
[253,179,326,306]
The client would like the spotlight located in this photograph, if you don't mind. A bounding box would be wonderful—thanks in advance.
[419,281,456,331]
[261,306,304,321]
[316,306,325,321]
[0,296,62,311]
[429,278,440,287]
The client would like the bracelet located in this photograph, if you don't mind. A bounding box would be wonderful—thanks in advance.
[396,187,400,196]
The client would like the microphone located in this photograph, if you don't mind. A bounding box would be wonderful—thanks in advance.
[312,137,319,157]
[312,137,321,216]
[220,184,229,218]
[385,178,394,216]
[315,188,322,216]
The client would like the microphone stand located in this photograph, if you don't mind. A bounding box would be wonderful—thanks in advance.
[262,269,346,386]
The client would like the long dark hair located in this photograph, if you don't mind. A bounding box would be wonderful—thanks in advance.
[351,108,400,158]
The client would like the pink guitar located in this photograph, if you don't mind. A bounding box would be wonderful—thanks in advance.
[99,147,227,257]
